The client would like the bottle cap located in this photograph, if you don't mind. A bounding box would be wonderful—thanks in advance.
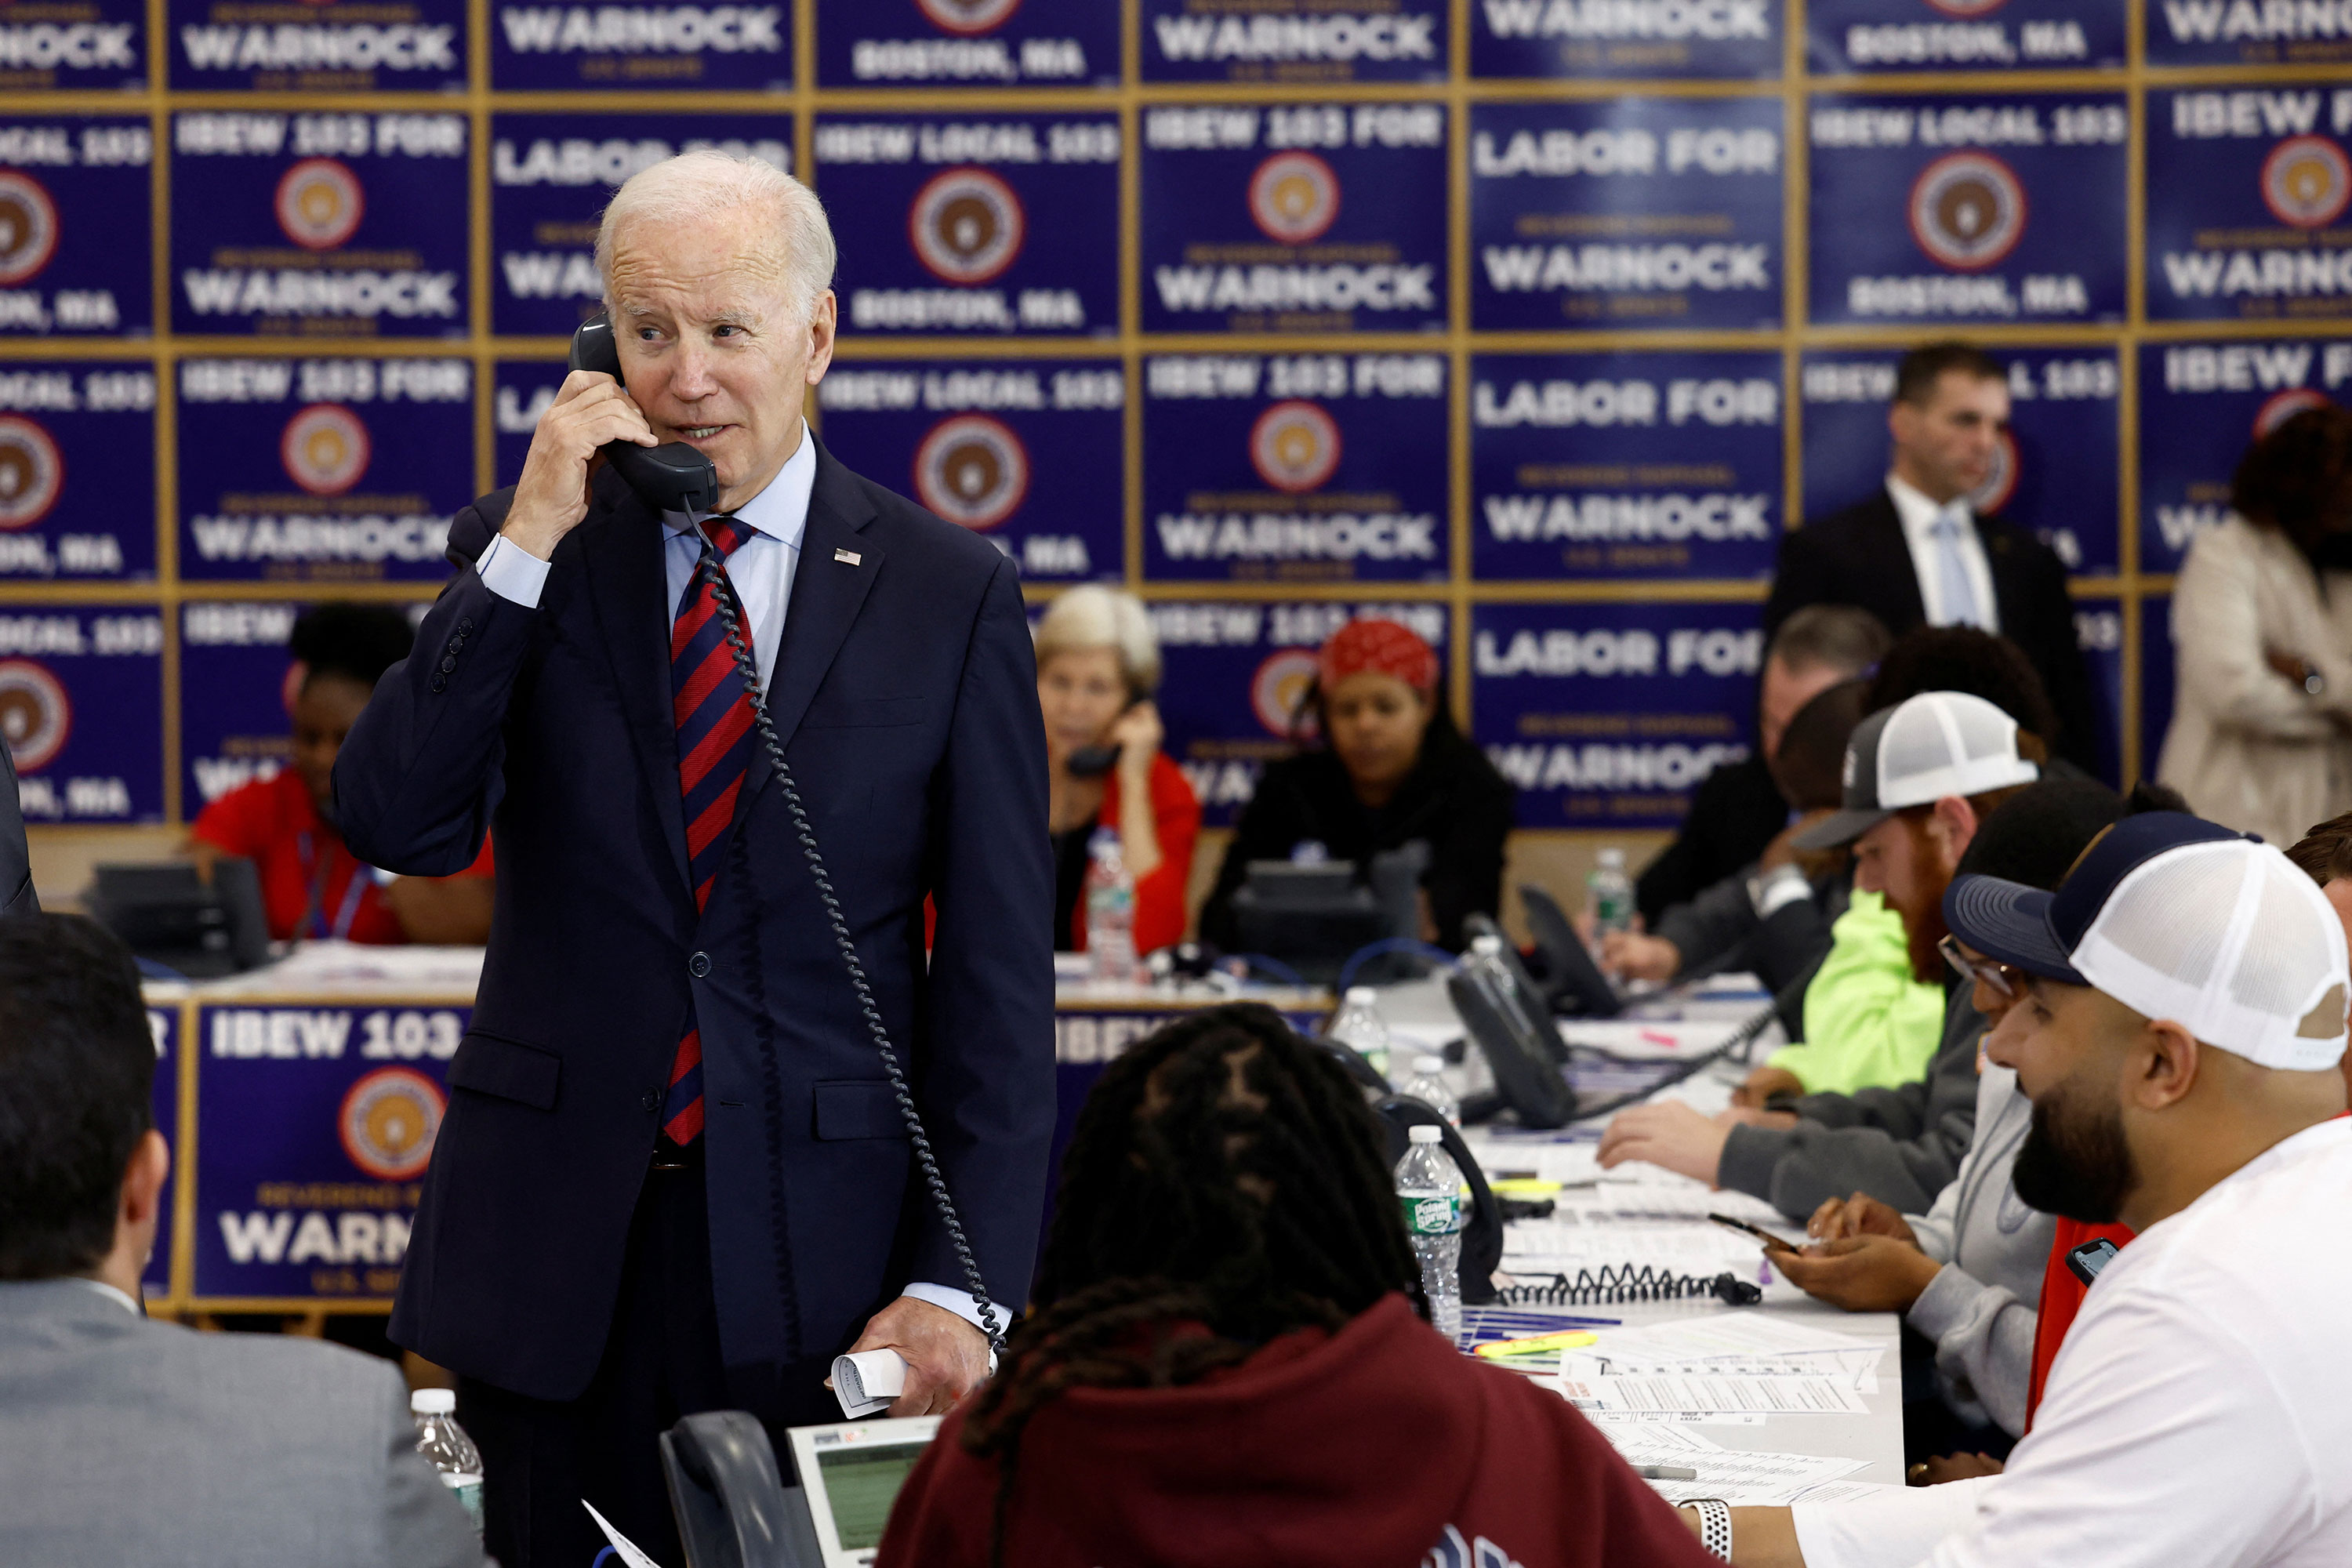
[410,1388,456,1415]
[1414,1054,1445,1073]
[1408,1123,1443,1143]
[1599,848,1625,867]
[1470,934,1502,955]
[1344,985,1377,1005]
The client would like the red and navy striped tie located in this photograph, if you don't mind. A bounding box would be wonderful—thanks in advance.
[663,517,757,1145]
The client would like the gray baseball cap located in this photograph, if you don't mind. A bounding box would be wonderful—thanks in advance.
[1793,691,2040,851]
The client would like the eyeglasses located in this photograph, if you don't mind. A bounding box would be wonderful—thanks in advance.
[1938,934,2019,1001]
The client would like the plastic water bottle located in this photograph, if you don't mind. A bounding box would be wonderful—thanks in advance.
[1325,985,1392,1083]
[1396,1123,1465,1339]
[1587,847,1635,940]
[410,1388,484,1533]
[1083,829,1140,985]
[1398,1054,1461,1127]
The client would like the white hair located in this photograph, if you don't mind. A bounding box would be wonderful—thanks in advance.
[595,149,836,325]
[1033,586,1161,696]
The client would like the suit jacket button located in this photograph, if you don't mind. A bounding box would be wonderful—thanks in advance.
[688,950,711,978]
[641,1089,661,1112]
[458,618,474,633]
[430,675,447,693]
[440,655,457,673]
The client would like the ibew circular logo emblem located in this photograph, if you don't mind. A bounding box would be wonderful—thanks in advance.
[1248,151,1341,245]
[275,158,365,252]
[2261,136,2352,230]
[1249,400,1342,493]
[281,404,372,496]
[913,413,1029,531]
[339,1066,445,1181]
[0,416,64,532]
[2255,387,2333,440]
[1968,428,2019,517]
[1908,152,2027,272]
[0,172,59,286]
[916,0,1020,32]
[909,168,1024,285]
[0,659,70,775]
[1250,648,1321,738]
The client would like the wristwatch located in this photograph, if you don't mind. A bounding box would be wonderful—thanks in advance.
[1748,863,1809,920]
[2305,668,2328,698]
[1690,1497,1733,1561]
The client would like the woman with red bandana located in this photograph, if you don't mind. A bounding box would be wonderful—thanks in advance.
[1200,619,1514,953]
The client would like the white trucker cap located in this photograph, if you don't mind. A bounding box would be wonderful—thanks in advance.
[1794,691,2041,851]
[1947,812,2351,1072]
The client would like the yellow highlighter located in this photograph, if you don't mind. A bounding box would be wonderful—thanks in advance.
[1473,1330,1599,1359]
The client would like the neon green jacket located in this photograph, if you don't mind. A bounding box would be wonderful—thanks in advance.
[1766,887,1946,1096]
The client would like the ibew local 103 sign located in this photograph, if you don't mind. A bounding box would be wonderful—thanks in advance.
[488,113,792,336]
[1142,353,1449,584]
[1140,101,1447,336]
[1471,601,1761,830]
[0,118,152,336]
[2138,338,2352,573]
[0,362,158,582]
[818,360,1124,583]
[2145,86,2352,323]
[0,604,163,823]
[176,357,474,583]
[170,112,470,338]
[194,1004,467,1300]
[814,114,1120,337]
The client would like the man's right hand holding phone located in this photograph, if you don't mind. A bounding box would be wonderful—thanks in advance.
[504,370,660,561]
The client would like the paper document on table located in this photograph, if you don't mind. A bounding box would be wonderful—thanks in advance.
[1559,1370,1871,1415]
[1597,1421,1871,1505]
[1592,1312,1878,1359]
[583,1501,667,1568]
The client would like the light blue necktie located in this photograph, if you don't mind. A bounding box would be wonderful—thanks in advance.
[1928,508,1987,630]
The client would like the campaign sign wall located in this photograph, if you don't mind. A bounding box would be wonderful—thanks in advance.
[2136,337,2352,574]
[495,358,568,488]
[1141,0,1446,83]
[0,117,152,336]
[818,360,1123,583]
[1800,348,2122,576]
[1807,94,2129,328]
[1470,601,1760,830]
[1470,352,1783,583]
[144,1006,177,1299]
[490,114,792,337]
[0,362,158,582]
[491,0,788,89]
[180,600,305,815]
[2148,0,2352,67]
[0,0,143,89]
[817,0,1115,88]
[0,604,164,824]
[2143,596,2177,778]
[1470,0,1780,81]
[1150,599,1451,826]
[170,0,463,90]
[1469,98,1784,333]
[813,114,1119,337]
[2073,596,2123,788]
[1142,353,1448,584]
[2146,86,2352,324]
[1140,103,1446,336]
[192,1003,467,1301]
[176,357,474,583]
[1806,0,2122,75]
[170,112,470,339]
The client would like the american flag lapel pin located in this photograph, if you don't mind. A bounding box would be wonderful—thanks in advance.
[834,548,862,565]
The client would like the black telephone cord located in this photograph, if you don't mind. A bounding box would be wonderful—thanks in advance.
[692,527,1004,1353]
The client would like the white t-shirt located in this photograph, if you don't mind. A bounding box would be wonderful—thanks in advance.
[1794,1116,2352,1568]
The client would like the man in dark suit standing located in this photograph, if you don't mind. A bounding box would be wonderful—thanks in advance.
[336,151,1053,1567]
[1762,342,2100,774]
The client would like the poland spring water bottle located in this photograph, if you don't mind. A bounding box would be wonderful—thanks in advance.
[1396,1123,1465,1339]
[410,1388,485,1533]
[1083,829,1140,985]
[1325,985,1392,1083]
[1398,1054,1461,1127]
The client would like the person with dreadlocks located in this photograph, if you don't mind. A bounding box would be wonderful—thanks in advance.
[876,1003,1718,1568]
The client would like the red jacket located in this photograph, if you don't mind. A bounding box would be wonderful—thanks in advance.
[1072,751,1201,957]
[878,1293,1719,1568]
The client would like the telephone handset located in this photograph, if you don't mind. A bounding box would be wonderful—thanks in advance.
[1064,686,1152,779]
[567,310,724,514]
[564,313,1006,1385]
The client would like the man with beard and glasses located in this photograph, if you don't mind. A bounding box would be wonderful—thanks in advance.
[1688,814,2352,1567]
[1600,692,2042,1219]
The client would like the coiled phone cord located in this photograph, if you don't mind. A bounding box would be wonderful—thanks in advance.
[691,524,1005,1354]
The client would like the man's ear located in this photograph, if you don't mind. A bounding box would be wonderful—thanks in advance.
[804,290,838,385]
[2129,1019,2201,1113]
[1929,794,1980,869]
[122,1129,169,1232]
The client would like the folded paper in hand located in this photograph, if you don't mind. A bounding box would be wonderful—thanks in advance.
[833,1347,909,1420]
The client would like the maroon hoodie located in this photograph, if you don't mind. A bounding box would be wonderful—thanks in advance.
[877,1293,1720,1568]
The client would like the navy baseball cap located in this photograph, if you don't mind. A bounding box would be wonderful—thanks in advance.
[1942,811,2247,984]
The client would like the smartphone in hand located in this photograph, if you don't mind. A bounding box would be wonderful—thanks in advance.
[1708,1212,1799,1254]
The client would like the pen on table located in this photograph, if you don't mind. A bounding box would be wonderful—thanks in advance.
[1632,1465,1699,1481]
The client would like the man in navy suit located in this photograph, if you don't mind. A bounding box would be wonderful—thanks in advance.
[335,151,1053,1568]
